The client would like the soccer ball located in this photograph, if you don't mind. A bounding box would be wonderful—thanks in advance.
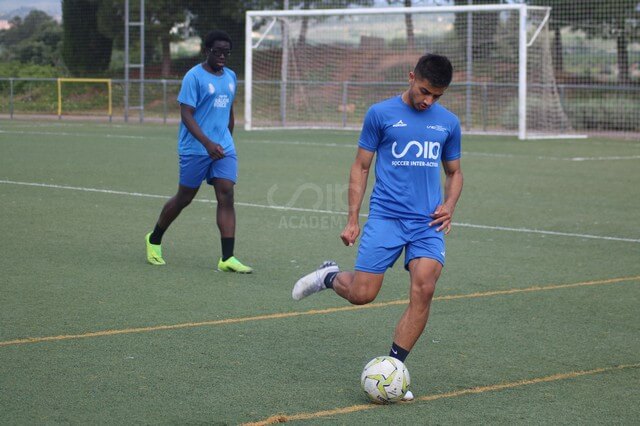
[360,356,410,404]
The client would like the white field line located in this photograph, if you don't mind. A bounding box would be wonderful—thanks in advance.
[2,130,640,161]
[569,155,640,161]
[1,179,639,244]
[0,129,145,140]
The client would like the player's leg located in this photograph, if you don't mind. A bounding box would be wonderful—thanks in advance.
[209,155,252,273]
[333,217,402,304]
[388,225,445,362]
[293,218,401,301]
[146,184,199,265]
[331,271,384,305]
[146,155,205,265]
[392,258,439,399]
[211,177,235,240]
[292,265,384,303]
[156,184,200,230]
[391,257,442,358]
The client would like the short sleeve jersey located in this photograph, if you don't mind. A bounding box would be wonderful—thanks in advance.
[358,96,462,220]
[177,64,237,156]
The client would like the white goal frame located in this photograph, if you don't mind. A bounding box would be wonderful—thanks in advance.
[245,4,582,140]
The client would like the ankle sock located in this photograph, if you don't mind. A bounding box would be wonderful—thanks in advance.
[389,342,410,362]
[221,238,234,261]
[324,271,338,288]
[149,224,166,245]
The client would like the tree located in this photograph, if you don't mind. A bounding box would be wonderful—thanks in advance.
[185,0,250,74]
[453,0,501,63]
[289,0,374,46]
[532,0,640,83]
[147,1,189,76]
[386,0,418,50]
[61,0,113,76]
[96,0,189,77]
[386,0,454,50]
[0,10,62,66]
[186,0,375,77]
[528,0,570,75]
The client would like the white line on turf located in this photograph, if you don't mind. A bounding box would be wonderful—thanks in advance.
[0,130,145,139]
[2,130,640,161]
[1,179,639,243]
[569,155,640,161]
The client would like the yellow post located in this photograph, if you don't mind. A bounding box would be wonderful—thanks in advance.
[57,78,113,121]
[57,78,62,119]
[107,80,112,122]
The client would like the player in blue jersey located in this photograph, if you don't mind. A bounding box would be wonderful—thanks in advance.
[292,55,463,380]
[145,30,252,273]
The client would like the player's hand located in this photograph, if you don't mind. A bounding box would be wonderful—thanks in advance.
[429,204,454,234]
[205,141,225,160]
[340,222,360,247]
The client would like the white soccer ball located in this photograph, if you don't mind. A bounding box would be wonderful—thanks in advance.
[360,356,411,404]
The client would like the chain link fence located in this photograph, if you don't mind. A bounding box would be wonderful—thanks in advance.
[0,1,639,136]
[1,77,638,136]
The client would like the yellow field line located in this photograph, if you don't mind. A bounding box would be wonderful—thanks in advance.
[1,275,638,348]
[435,275,640,301]
[243,363,640,425]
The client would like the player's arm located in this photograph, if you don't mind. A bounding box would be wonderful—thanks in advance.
[180,103,224,159]
[228,104,235,135]
[429,159,463,234]
[341,148,375,246]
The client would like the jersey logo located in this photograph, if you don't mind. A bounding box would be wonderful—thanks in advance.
[427,124,447,132]
[392,120,407,127]
[208,83,215,94]
[391,140,441,160]
[229,83,235,93]
[214,95,230,108]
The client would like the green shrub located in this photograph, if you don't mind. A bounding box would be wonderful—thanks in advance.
[0,61,22,77]
[566,98,640,131]
[500,95,640,132]
[0,61,60,78]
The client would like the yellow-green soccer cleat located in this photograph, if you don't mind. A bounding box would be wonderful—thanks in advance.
[218,256,253,274]
[145,233,166,266]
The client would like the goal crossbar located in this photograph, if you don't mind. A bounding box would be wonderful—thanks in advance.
[246,4,550,18]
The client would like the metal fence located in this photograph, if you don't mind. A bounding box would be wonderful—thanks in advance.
[0,77,639,137]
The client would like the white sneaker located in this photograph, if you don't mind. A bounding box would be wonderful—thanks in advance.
[292,261,339,301]
[401,390,414,402]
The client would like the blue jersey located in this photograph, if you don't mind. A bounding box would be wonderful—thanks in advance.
[177,64,237,156]
[358,96,462,220]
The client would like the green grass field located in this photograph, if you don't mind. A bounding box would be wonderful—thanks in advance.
[1,119,639,424]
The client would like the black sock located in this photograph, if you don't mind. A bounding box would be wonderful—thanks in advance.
[324,271,338,288]
[389,342,410,362]
[149,224,166,245]
[221,238,234,261]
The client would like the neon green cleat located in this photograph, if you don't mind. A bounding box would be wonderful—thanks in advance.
[145,233,166,265]
[218,256,253,274]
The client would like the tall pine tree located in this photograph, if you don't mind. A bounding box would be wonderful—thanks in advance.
[62,0,113,76]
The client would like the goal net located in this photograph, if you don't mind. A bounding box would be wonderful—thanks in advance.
[245,4,577,139]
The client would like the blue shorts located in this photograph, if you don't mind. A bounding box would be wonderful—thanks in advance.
[179,154,238,188]
[355,217,445,274]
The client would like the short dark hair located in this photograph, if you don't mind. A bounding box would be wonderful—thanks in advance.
[414,54,453,88]
[204,30,233,50]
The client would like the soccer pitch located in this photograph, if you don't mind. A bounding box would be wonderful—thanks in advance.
[1,120,639,424]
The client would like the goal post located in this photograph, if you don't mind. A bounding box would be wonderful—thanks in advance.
[57,78,113,121]
[245,4,582,139]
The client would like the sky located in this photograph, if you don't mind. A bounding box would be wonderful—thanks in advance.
[0,0,61,18]
[0,0,537,20]
[0,0,461,18]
